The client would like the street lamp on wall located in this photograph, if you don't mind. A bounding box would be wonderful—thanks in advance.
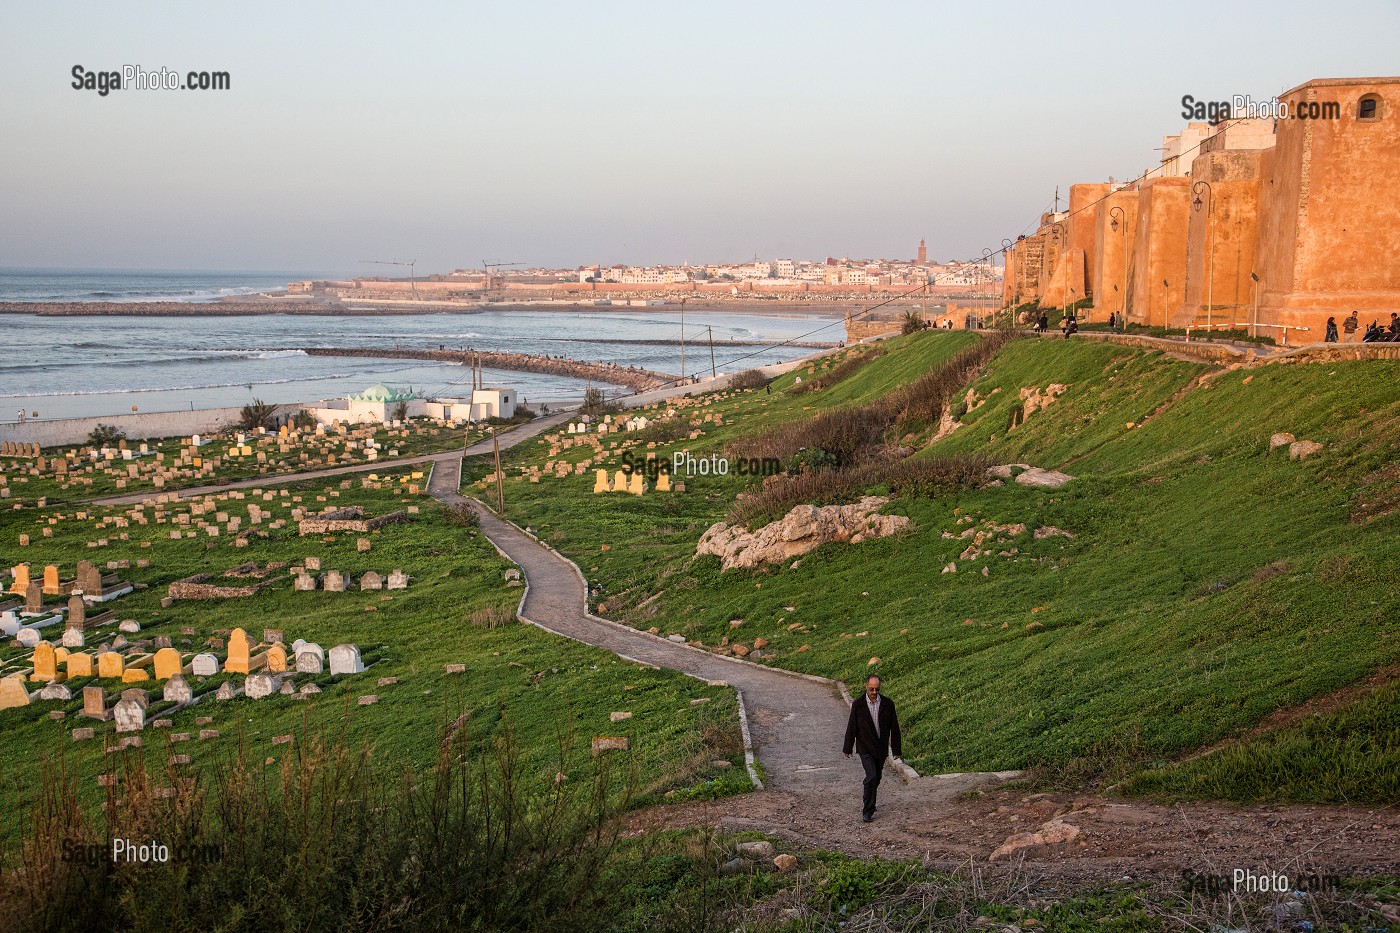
[1108,206,1126,324]
[1193,180,1215,333]
[1048,222,1067,321]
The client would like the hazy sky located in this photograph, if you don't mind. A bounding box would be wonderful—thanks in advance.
[1,0,1396,275]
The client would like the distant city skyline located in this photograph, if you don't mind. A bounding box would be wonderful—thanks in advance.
[2,0,1397,273]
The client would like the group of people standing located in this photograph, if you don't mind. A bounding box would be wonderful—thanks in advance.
[1325,312,1400,343]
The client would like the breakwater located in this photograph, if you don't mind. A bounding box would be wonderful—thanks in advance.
[301,347,675,392]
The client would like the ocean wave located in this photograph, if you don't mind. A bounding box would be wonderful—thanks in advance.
[0,373,357,399]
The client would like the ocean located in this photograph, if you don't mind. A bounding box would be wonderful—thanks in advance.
[0,270,841,421]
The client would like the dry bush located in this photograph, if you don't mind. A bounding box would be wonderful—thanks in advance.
[728,370,770,391]
[469,604,517,628]
[732,332,1012,469]
[729,453,989,526]
[790,347,886,395]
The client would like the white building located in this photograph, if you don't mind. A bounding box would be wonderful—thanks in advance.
[304,384,517,426]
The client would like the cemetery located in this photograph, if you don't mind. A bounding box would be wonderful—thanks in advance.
[0,458,744,849]
[0,414,491,508]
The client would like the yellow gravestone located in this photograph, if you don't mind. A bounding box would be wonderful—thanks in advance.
[121,669,149,683]
[0,677,30,710]
[224,628,253,674]
[266,644,287,673]
[30,643,58,682]
[593,469,611,493]
[96,651,125,679]
[66,653,94,678]
[152,647,183,680]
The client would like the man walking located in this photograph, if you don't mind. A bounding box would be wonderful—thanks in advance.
[842,675,903,823]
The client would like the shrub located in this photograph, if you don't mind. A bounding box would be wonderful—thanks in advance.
[444,502,480,529]
[728,370,769,391]
[730,332,1012,468]
[900,310,928,335]
[392,401,409,422]
[0,716,637,932]
[291,409,318,431]
[238,399,275,432]
[86,424,125,448]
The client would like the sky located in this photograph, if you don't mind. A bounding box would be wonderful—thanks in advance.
[1,0,1396,276]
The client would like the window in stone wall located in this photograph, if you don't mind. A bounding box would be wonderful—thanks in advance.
[1357,95,1382,121]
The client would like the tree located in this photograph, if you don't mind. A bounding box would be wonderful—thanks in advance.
[238,399,275,432]
[86,424,125,448]
[900,310,928,335]
[392,401,409,422]
[292,409,318,431]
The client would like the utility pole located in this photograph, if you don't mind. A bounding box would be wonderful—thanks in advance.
[707,325,716,378]
[492,427,504,515]
[679,297,686,380]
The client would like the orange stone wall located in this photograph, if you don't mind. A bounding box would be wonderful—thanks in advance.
[1091,190,1139,319]
[1128,177,1190,327]
[1256,78,1400,338]
[1180,149,1265,328]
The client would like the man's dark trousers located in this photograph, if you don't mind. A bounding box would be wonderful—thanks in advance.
[858,751,882,819]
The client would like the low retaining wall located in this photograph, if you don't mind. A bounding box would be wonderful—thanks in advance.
[1066,332,1251,362]
[0,405,301,449]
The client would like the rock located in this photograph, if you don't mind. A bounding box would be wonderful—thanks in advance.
[1014,468,1073,489]
[989,819,1082,860]
[731,644,750,657]
[696,496,910,571]
[38,683,72,701]
[1270,432,1296,449]
[774,853,798,872]
[942,562,957,574]
[735,840,775,859]
[666,634,686,643]
[118,620,140,634]
[1033,526,1074,539]
[1289,439,1324,460]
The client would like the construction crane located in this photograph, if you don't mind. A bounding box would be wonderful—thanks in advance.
[359,259,419,300]
[482,259,523,292]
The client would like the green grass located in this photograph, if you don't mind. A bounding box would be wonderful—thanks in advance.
[483,332,1400,801]
[1122,679,1400,804]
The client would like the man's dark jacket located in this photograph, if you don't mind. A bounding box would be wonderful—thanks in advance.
[843,695,902,759]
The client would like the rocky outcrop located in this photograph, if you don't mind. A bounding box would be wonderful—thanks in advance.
[986,464,1074,488]
[697,497,910,571]
[989,817,1083,861]
[1018,383,1068,419]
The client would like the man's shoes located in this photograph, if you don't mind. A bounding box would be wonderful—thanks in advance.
[861,814,873,823]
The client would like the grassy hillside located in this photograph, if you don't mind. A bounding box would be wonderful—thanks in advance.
[488,333,1400,800]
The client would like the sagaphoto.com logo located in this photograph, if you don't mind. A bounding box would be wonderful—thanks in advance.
[71,65,230,96]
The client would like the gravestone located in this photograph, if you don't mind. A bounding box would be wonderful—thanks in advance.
[265,644,287,673]
[215,682,237,701]
[30,642,58,682]
[0,678,30,710]
[356,538,371,553]
[294,573,317,592]
[8,564,29,596]
[61,627,85,648]
[323,571,345,593]
[163,675,193,705]
[295,644,324,674]
[223,628,253,674]
[65,653,93,677]
[24,582,42,613]
[66,596,86,629]
[96,651,125,679]
[387,570,408,590]
[328,644,363,675]
[38,683,72,701]
[359,571,383,591]
[17,628,42,648]
[113,697,146,733]
[304,557,321,572]
[152,647,183,680]
[75,561,103,597]
[42,565,61,595]
[245,673,281,699]
[190,653,218,677]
